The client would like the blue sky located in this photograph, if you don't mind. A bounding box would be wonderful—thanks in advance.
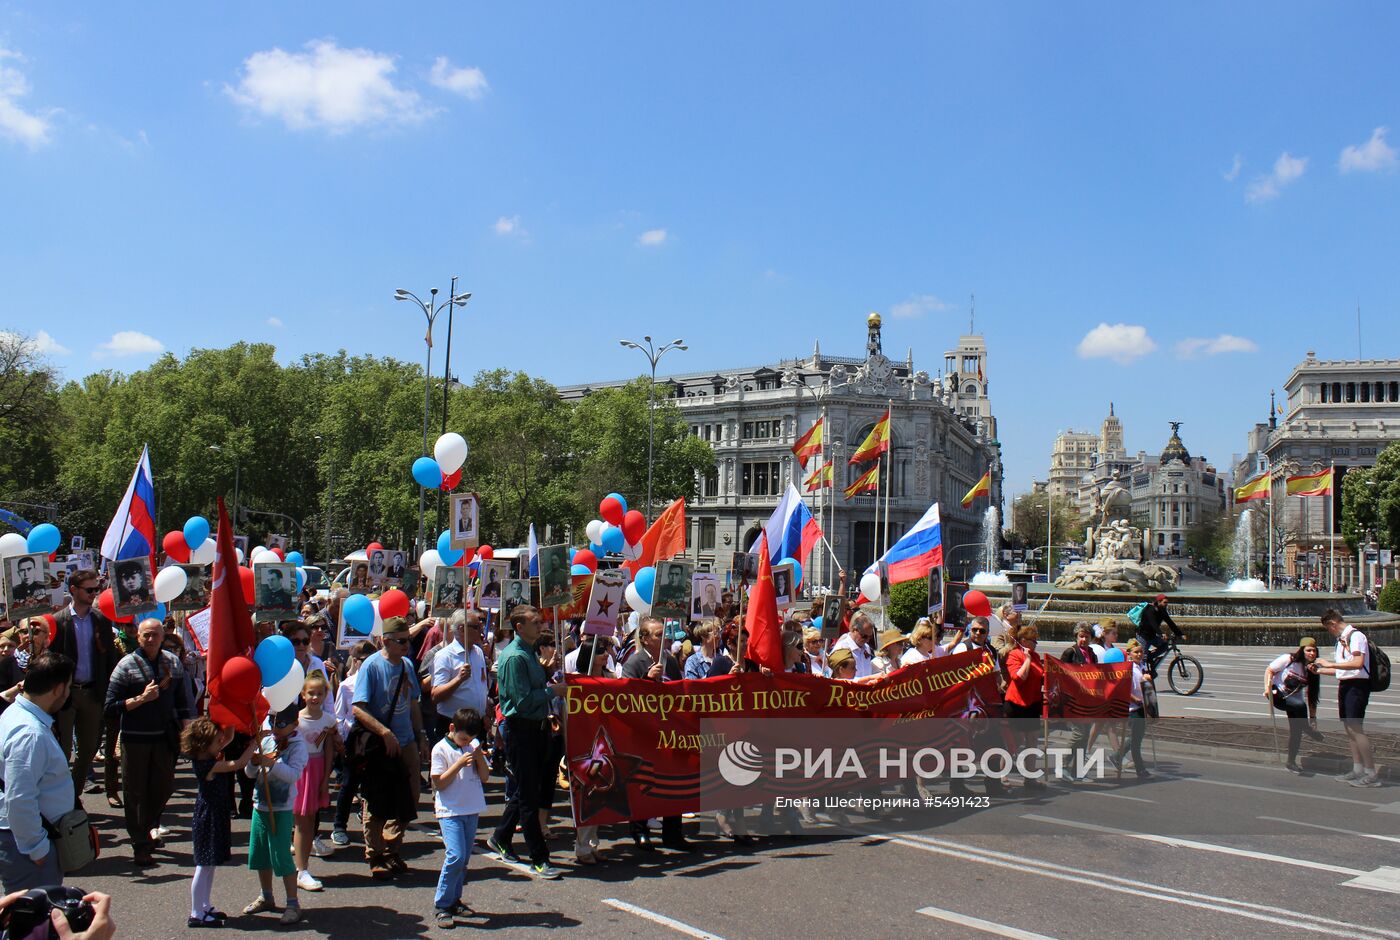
[4,2,1399,499]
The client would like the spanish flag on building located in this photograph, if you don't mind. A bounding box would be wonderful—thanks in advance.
[1286,467,1333,497]
[804,462,833,492]
[791,417,824,469]
[1234,472,1270,503]
[844,463,879,499]
[849,409,891,465]
[961,469,992,508]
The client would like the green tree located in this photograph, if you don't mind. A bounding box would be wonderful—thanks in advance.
[0,331,63,509]
[1342,441,1400,553]
[889,576,929,629]
[1011,491,1082,554]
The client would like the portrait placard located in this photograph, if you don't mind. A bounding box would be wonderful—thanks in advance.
[926,565,944,620]
[584,568,628,636]
[943,581,969,631]
[689,571,722,621]
[3,552,51,619]
[820,594,843,639]
[430,567,466,617]
[772,562,795,610]
[731,551,760,583]
[502,579,530,617]
[386,550,407,584]
[477,559,510,611]
[172,564,210,611]
[1011,581,1029,613]
[537,544,572,608]
[254,562,298,622]
[450,493,480,549]
[366,549,389,587]
[652,560,692,619]
[346,559,372,595]
[112,556,155,618]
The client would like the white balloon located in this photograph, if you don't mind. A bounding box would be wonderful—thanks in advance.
[585,520,605,545]
[189,538,217,565]
[621,540,643,561]
[262,660,305,713]
[434,432,469,475]
[624,582,650,616]
[859,571,884,601]
[371,599,383,637]
[419,549,443,578]
[153,565,188,603]
[250,547,275,566]
[235,547,246,565]
[0,533,28,559]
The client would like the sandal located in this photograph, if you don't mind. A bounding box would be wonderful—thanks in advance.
[107,796,122,808]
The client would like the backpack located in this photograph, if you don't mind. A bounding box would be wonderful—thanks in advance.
[1126,602,1148,628]
[1370,641,1391,693]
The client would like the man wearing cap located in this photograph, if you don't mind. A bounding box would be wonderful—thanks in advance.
[351,616,428,878]
[1137,594,1186,667]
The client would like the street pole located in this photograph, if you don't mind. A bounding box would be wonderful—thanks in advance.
[1329,461,1335,593]
[437,275,462,534]
[619,336,688,523]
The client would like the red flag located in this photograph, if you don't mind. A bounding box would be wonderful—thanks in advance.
[1042,658,1133,721]
[623,498,687,575]
[205,498,264,733]
[743,533,784,672]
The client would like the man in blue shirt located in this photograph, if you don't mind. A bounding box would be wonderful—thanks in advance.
[0,652,77,892]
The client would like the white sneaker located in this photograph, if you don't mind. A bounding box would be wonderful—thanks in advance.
[296,870,323,892]
[1349,771,1382,788]
[310,837,332,857]
[150,825,171,841]
[1336,769,1364,782]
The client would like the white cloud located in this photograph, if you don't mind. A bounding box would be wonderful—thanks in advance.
[637,228,667,247]
[93,331,164,358]
[0,329,69,356]
[0,47,53,148]
[1339,126,1397,174]
[266,316,283,328]
[1245,152,1308,204]
[1175,334,1259,359]
[493,215,526,238]
[225,39,435,132]
[1222,154,1243,182]
[428,57,488,100]
[1076,323,1157,365]
[889,293,953,319]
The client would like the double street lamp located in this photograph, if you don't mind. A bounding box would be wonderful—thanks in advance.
[207,444,240,522]
[396,284,472,555]
[619,336,687,522]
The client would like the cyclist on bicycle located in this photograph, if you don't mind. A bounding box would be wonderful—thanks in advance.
[1137,594,1187,670]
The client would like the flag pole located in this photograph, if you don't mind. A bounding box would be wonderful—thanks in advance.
[883,400,893,559]
[1328,461,1335,594]
[1267,460,1274,590]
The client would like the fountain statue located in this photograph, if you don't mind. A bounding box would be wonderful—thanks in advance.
[1055,480,1179,593]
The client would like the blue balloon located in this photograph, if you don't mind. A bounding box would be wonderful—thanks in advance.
[779,557,803,587]
[285,551,304,568]
[589,542,604,558]
[568,548,577,562]
[601,525,625,554]
[412,456,443,489]
[1101,648,1126,664]
[343,594,374,633]
[148,602,167,622]
[25,523,60,555]
[571,563,591,577]
[436,532,464,566]
[254,635,295,686]
[605,492,628,514]
[183,516,210,551]
[634,566,656,603]
[295,568,306,592]
[812,615,824,630]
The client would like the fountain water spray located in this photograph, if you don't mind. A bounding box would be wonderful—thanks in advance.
[1226,508,1267,592]
[971,505,1010,586]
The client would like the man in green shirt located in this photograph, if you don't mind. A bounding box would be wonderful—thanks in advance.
[486,605,566,879]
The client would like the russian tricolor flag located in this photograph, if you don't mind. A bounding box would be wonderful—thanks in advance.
[760,483,823,566]
[862,501,943,588]
[101,445,157,564]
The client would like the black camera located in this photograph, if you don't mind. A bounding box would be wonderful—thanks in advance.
[0,886,94,939]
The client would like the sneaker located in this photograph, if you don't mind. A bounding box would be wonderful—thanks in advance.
[1349,771,1382,788]
[485,836,520,863]
[1337,768,1364,782]
[369,857,393,880]
[1284,762,1303,775]
[242,896,276,916]
[296,870,323,892]
[152,825,172,839]
[531,862,562,880]
[279,905,303,926]
[435,909,456,929]
[385,854,408,874]
[330,828,350,847]
[311,837,332,857]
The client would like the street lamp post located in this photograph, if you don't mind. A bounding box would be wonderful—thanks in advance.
[208,445,240,522]
[396,285,472,556]
[619,336,687,522]
[315,434,334,561]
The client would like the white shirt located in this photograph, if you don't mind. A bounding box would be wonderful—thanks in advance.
[1128,663,1145,710]
[431,737,487,818]
[333,679,356,739]
[834,633,873,678]
[950,641,989,657]
[431,640,488,716]
[900,646,938,667]
[1268,653,1307,691]
[1334,627,1369,681]
[298,709,338,756]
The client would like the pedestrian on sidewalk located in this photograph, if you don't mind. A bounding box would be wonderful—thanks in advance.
[1111,640,1151,779]
[293,673,339,892]
[430,707,490,929]
[1312,610,1380,787]
[1263,637,1323,774]
[182,717,255,928]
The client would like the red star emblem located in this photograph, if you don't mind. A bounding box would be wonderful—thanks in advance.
[568,725,644,823]
[594,594,615,616]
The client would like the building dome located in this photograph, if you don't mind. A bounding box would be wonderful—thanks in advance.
[867,311,882,329]
[1161,422,1191,464]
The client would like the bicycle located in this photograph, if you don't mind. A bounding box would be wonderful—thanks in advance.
[1143,635,1204,696]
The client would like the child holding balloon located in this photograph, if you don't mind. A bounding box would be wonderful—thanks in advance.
[293,673,339,892]
[242,704,308,925]
[181,717,256,927]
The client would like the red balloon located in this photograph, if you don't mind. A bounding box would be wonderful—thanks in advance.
[379,588,410,619]
[238,567,255,607]
[600,496,625,526]
[963,589,992,618]
[477,544,494,561]
[366,542,383,557]
[162,530,190,564]
[440,468,462,491]
[271,546,285,561]
[622,509,646,544]
[220,656,263,702]
[42,613,57,645]
[573,549,598,573]
[97,588,134,624]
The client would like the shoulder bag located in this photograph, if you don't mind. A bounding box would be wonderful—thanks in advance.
[346,662,408,772]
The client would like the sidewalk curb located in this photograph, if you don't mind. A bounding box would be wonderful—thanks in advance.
[1151,736,1395,782]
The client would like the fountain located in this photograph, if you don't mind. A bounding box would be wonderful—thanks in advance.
[1225,508,1268,593]
[971,506,1009,586]
[1054,480,1178,593]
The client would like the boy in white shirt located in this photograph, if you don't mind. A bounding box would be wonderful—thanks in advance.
[430,707,491,929]
[1312,609,1379,787]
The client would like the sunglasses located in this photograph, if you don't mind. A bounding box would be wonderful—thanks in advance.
[289,638,310,647]
[384,636,409,645]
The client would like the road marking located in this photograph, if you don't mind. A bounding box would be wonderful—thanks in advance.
[1091,791,1155,803]
[886,833,1400,939]
[1258,815,1400,844]
[1164,771,1386,808]
[602,899,725,939]
[1185,706,1270,716]
[1022,813,1364,877]
[916,906,1059,939]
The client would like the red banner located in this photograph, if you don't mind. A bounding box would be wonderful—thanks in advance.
[565,651,1003,826]
[1043,658,1133,721]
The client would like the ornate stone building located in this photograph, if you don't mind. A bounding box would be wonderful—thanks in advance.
[1046,405,1128,512]
[558,314,1003,585]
